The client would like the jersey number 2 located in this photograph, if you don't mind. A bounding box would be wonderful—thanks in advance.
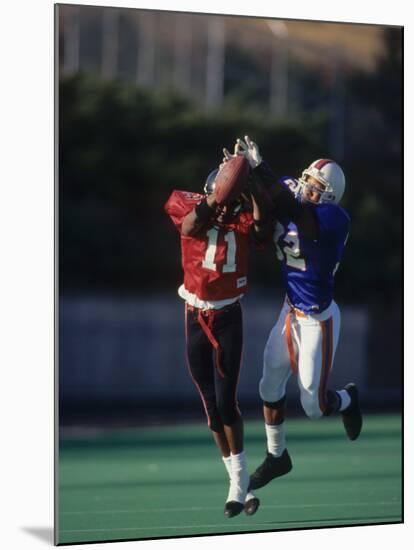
[274,222,306,271]
[202,228,236,272]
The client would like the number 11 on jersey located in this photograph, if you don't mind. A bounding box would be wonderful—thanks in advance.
[202,228,236,273]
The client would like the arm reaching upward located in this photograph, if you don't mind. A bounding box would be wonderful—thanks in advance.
[246,170,272,242]
[181,192,218,237]
[249,148,319,241]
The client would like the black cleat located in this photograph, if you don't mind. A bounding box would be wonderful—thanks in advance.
[341,383,362,441]
[249,449,292,491]
[224,501,244,518]
[244,496,260,516]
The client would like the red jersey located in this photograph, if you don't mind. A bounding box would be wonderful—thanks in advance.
[164,190,253,301]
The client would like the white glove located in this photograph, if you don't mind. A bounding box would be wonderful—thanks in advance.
[234,135,262,169]
[220,142,239,171]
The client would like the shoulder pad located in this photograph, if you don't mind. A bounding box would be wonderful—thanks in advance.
[315,203,350,237]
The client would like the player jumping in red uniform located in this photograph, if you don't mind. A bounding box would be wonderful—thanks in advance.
[165,161,269,518]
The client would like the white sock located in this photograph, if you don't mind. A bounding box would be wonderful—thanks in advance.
[265,422,286,457]
[227,451,249,504]
[337,389,351,411]
[222,455,232,478]
[223,454,256,502]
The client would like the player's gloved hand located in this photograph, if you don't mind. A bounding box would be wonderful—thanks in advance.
[220,143,239,171]
[234,135,262,169]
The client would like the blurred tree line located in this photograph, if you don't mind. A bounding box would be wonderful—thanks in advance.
[59,29,402,304]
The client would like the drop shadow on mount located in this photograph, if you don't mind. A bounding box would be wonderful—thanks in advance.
[21,527,54,545]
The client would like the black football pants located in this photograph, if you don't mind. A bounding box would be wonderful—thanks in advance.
[185,301,243,432]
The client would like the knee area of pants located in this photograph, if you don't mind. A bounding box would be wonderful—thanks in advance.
[216,401,239,426]
[300,394,323,419]
[263,345,278,369]
[219,406,240,425]
[259,378,284,404]
[305,408,323,420]
[263,346,271,366]
[221,410,240,426]
[208,414,224,433]
[259,378,271,402]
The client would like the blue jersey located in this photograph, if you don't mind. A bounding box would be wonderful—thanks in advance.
[273,177,350,314]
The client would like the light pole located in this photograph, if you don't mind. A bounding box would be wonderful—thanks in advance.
[62,5,80,76]
[173,13,192,96]
[268,20,289,118]
[101,8,120,80]
[136,11,156,88]
[205,17,225,111]
[328,49,346,161]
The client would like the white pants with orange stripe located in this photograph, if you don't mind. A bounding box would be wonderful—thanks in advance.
[259,298,340,418]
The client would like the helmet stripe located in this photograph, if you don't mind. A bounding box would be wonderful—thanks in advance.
[313,159,333,170]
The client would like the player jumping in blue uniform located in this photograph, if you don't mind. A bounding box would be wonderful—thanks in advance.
[226,136,362,490]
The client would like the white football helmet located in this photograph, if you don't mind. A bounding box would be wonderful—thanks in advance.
[298,159,346,204]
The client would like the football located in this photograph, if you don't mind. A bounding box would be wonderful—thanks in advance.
[214,156,250,205]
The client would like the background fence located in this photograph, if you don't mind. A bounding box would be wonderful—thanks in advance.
[57,5,403,426]
[59,293,401,425]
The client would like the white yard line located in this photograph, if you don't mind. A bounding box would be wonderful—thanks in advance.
[60,516,401,534]
[61,500,400,515]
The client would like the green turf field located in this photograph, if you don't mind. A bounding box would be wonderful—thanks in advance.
[58,414,402,545]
